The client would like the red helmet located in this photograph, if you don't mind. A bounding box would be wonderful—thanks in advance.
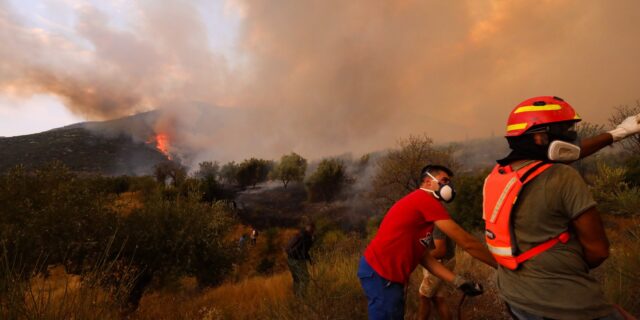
[505,96,581,137]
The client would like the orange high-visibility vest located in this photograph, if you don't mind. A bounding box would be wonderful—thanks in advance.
[483,161,570,270]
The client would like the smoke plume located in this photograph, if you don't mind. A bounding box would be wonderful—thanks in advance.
[2,0,640,163]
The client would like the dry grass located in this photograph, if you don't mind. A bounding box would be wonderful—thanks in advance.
[403,249,510,320]
[228,226,299,280]
[133,234,367,320]
[6,221,637,319]
[601,216,640,316]
[112,191,144,216]
[1,266,123,320]
[133,273,292,320]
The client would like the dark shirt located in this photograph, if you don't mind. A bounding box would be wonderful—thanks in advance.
[433,226,455,261]
[286,229,313,261]
[496,163,610,319]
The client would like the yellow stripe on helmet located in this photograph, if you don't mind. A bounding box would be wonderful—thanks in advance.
[506,123,527,132]
[514,104,562,113]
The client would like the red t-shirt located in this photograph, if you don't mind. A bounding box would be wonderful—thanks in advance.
[364,189,451,284]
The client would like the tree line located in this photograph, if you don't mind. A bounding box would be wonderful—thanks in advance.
[153,152,352,203]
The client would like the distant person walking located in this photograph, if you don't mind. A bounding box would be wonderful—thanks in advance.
[285,222,315,296]
[238,233,247,249]
[250,228,258,245]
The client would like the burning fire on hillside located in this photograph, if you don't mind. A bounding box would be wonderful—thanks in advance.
[148,133,172,159]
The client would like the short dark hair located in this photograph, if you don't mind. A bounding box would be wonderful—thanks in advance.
[420,164,454,179]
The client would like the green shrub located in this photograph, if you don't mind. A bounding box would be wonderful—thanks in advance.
[118,198,238,287]
[306,158,348,202]
[591,162,640,215]
[0,162,241,312]
[447,171,489,231]
[623,156,640,188]
[603,220,640,314]
[0,163,119,276]
[609,188,640,215]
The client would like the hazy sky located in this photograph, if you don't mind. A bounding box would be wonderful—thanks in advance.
[1,0,639,161]
[0,0,242,135]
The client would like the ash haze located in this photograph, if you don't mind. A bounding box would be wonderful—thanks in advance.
[1,0,640,163]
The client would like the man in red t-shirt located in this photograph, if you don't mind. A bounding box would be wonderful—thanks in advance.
[358,165,497,320]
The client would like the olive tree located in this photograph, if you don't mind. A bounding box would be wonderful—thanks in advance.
[236,158,274,188]
[271,153,307,188]
[220,161,239,185]
[306,158,347,202]
[371,134,458,209]
[116,197,238,310]
[153,161,187,187]
[195,161,224,203]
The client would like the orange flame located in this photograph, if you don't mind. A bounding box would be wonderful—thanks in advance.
[153,133,171,159]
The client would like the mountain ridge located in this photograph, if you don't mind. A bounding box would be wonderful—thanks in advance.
[0,111,168,175]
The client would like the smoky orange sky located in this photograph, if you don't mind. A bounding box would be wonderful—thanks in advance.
[1,0,640,162]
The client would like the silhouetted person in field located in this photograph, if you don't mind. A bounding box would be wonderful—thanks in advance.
[238,233,247,249]
[285,222,315,296]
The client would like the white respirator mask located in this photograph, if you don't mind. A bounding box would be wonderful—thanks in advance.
[421,172,456,203]
[547,140,581,162]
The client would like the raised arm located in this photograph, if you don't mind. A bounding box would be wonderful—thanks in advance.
[578,133,613,159]
[435,219,497,268]
[578,113,639,159]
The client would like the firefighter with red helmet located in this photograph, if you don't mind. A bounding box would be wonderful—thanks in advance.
[485,96,639,319]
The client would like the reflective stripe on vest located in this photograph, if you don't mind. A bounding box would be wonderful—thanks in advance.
[487,243,512,257]
[483,161,569,270]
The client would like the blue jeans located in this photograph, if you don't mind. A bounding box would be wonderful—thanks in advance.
[357,256,405,320]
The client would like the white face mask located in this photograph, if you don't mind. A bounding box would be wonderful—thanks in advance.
[421,172,456,203]
[547,140,581,162]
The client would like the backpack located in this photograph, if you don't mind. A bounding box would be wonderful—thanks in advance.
[483,161,570,270]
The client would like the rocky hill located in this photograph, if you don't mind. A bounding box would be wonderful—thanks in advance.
[0,112,169,175]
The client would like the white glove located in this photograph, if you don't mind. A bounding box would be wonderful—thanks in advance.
[608,113,640,142]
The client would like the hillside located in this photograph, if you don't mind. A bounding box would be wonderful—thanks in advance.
[0,112,168,175]
[449,136,510,171]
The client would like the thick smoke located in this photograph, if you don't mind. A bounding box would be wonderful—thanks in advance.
[2,0,640,163]
[0,1,231,119]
